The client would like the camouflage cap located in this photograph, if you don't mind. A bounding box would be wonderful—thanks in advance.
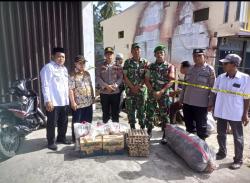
[131,43,141,49]
[154,45,166,53]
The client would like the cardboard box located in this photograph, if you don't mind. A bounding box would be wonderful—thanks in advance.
[80,136,103,157]
[102,135,125,155]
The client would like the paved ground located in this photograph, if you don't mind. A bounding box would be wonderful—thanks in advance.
[0,103,250,183]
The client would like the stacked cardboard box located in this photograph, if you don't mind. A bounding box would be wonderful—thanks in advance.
[102,135,125,155]
[127,129,150,157]
[79,134,125,157]
[80,136,103,157]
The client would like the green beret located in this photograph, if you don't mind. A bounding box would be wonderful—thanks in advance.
[154,45,166,53]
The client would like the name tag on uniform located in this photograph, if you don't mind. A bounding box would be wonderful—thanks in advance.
[232,83,241,88]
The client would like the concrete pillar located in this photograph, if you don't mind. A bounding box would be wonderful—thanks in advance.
[81,2,96,110]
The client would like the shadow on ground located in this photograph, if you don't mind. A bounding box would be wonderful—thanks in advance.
[118,142,212,182]
[17,138,47,155]
[0,136,47,163]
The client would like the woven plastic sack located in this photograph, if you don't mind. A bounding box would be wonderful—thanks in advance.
[165,124,217,173]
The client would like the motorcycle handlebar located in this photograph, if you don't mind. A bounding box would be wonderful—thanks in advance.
[27,77,38,82]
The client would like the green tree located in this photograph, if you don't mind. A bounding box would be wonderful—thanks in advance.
[98,1,121,19]
[94,4,103,43]
[93,1,121,43]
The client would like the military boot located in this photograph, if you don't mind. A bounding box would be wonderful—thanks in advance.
[130,123,135,129]
[140,124,145,130]
[147,128,152,139]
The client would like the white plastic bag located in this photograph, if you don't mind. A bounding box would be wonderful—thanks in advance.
[109,122,129,135]
[87,120,129,140]
[207,113,216,135]
[73,122,92,139]
[88,121,110,140]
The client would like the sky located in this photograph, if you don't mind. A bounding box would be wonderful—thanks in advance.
[93,1,136,11]
[117,1,136,11]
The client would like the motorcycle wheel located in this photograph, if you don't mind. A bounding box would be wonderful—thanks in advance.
[0,125,21,159]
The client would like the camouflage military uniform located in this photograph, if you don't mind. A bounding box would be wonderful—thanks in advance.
[123,58,148,128]
[145,61,174,131]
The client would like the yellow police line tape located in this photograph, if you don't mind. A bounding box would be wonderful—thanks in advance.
[86,66,250,97]
[170,80,250,98]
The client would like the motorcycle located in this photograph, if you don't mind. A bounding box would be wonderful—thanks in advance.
[0,77,46,158]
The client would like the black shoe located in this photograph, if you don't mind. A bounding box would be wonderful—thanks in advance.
[229,162,242,170]
[216,152,226,160]
[57,139,72,145]
[160,138,168,145]
[130,124,135,129]
[48,144,57,151]
[140,125,145,130]
[147,128,152,139]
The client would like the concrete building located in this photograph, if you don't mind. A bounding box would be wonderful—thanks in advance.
[101,1,250,75]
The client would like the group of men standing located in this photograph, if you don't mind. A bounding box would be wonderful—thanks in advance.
[96,43,250,170]
[97,43,175,144]
[40,43,250,170]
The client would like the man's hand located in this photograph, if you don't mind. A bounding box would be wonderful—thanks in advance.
[242,113,249,126]
[153,90,163,100]
[105,85,115,93]
[177,101,183,108]
[71,102,77,111]
[131,85,140,94]
[207,106,214,112]
[111,84,118,91]
[45,101,54,112]
[169,90,181,98]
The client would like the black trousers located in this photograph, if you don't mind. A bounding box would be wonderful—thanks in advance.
[100,93,120,123]
[169,101,183,124]
[46,106,68,145]
[183,104,208,139]
[217,118,243,163]
[71,105,93,142]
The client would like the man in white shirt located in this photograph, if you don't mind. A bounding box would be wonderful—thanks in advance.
[40,47,71,151]
[212,54,250,169]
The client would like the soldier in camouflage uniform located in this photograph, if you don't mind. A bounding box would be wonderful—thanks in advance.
[145,45,175,143]
[123,43,148,129]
